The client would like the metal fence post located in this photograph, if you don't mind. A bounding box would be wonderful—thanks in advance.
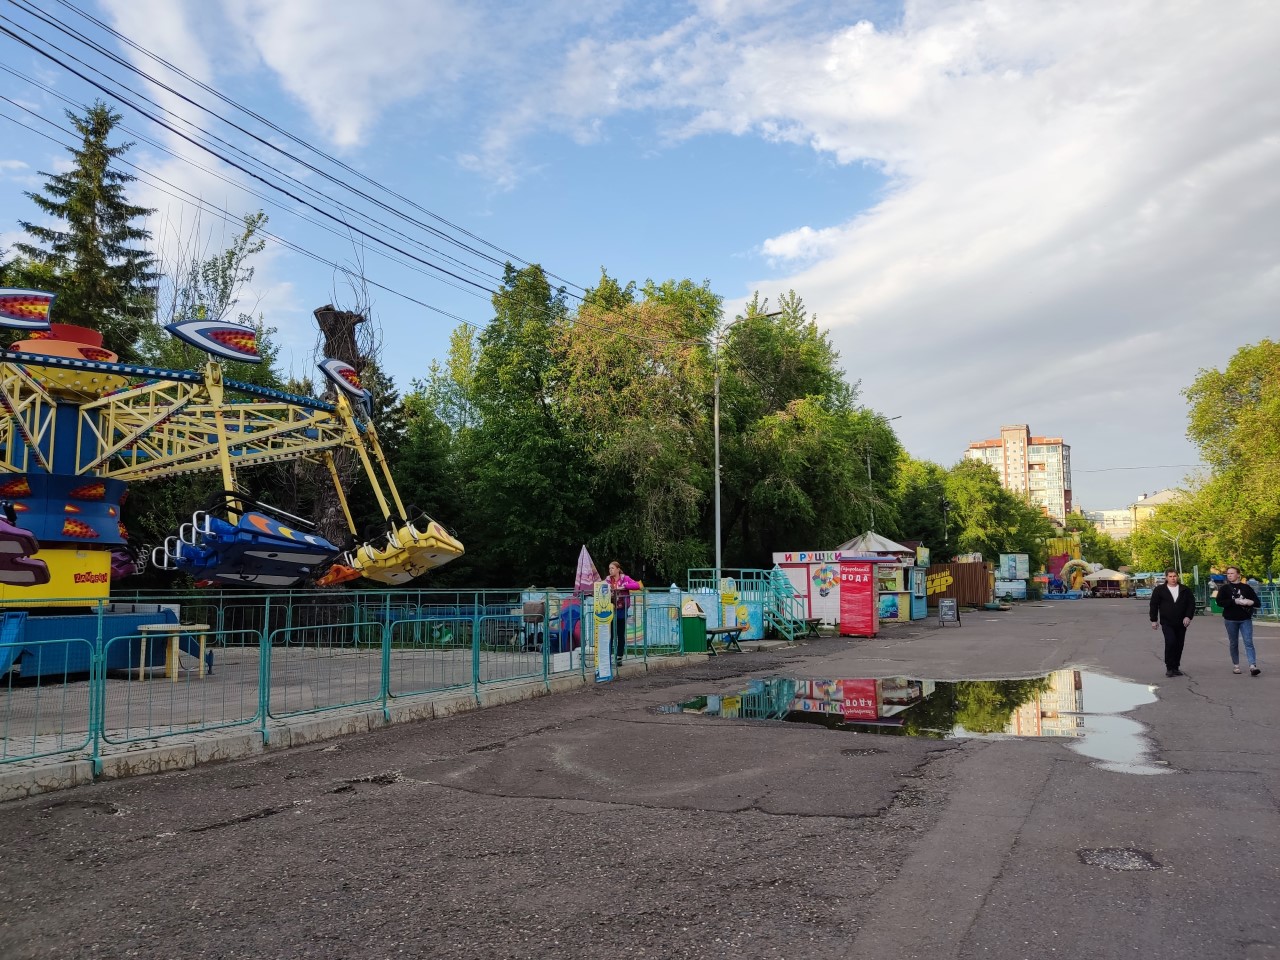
[380,622,391,722]
[89,636,103,777]
[471,592,481,703]
[258,621,272,745]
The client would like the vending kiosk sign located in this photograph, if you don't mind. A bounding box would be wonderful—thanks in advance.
[839,561,878,636]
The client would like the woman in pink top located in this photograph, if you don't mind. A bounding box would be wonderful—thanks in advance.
[607,560,642,666]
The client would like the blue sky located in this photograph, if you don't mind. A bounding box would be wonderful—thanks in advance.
[1,0,1276,511]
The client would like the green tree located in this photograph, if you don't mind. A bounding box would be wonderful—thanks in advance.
[892,456,949,547]
[942,460,1055,568]
[14,100,156,357]
[1179,340,1280,572]
[458,263,589,584]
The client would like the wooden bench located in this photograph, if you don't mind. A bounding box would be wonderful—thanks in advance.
[705,625,745,656]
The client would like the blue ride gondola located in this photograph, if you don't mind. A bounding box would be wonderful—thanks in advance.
[153,493,340,588]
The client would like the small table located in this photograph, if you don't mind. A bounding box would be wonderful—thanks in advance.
[802,618,823,639]
[705,625,745,656]
[136,623,211,681]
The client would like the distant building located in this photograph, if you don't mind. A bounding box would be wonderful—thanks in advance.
[1129,489,1181,528]
[1082,508,1134,540]
[966,424,1072,522]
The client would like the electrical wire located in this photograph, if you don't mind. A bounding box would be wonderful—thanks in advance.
[51,0,589,295]
[20,0,589,295]
[0,104,713,348]
[0,14,505,296]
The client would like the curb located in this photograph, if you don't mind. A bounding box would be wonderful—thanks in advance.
[0,652,709,803]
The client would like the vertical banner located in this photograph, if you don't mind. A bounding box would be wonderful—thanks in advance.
[839,561,878,636]
[593,580,614,682]
[838,679,879,720]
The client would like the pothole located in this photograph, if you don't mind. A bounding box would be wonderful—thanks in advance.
[330,771,403,794]
[1078,847,1162,871]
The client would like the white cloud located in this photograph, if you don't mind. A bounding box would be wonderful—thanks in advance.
[74,0,1278,507]
[526,0,1277,506]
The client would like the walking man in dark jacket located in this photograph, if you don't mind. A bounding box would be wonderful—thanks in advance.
[1150,569,1196,677]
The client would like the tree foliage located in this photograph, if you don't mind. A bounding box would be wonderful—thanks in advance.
[13,100,156,358]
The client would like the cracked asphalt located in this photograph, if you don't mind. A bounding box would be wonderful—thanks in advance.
[0,602,1276,959]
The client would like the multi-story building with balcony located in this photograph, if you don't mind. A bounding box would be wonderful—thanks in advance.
[966,424,1072,522]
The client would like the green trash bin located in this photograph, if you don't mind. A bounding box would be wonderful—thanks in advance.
[680,600,707,653]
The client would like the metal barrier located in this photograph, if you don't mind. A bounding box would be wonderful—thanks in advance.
[0,586,692,771]
[0,637,95,764]
[266,621,385,720]
[99,629,260,745]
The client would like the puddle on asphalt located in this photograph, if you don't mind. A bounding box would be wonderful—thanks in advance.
[661,669,1170,775]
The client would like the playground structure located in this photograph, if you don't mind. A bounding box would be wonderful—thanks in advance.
[0,290,462,679]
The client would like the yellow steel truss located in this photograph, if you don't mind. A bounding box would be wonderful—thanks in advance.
[0,361,56,474]
[75,364,350,482]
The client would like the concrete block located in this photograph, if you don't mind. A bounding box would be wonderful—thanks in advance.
[0,758,95,802]
[193,730,263,765]
[432,691,479,718]
[547,673,588,695]
[478,680,542,708]
[282,711,374,748]
[387,698,435,725]
[100,742,197,780]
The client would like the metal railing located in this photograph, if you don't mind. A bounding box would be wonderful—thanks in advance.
[0,586,693,771]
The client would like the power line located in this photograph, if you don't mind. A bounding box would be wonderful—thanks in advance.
[1075,464,1202,473]
[0,74,500,299]
[0,104,711,348]
[0,14,515,299]
[18,0,589,296]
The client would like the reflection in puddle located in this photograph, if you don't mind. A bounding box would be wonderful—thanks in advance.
[662,670,1170,775]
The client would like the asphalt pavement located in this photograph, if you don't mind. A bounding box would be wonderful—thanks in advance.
[0,601,1275,960]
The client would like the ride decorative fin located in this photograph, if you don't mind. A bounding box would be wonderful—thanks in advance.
[0,288,55,330]
[165,320,264,363]
[317,358,366,400]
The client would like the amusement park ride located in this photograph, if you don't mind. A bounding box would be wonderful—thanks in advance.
[0,287,464,606]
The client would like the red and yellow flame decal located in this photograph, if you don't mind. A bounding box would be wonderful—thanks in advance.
[78,346,116,362]
[11,502,28,513]
[68,481,107,501]
[208,328,259,357]
[0,290,54,326]
[62,519,100,539]
[64,504,81,514]
[118,521,129,538]
[25,330,56,340]
[0,478,32,497]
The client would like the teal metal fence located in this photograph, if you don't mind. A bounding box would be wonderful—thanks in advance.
[0,586,692,771]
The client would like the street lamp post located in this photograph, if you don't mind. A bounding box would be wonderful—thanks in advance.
[866,415,901,532]
[714,310,782,591]
[1159,528,1184,577]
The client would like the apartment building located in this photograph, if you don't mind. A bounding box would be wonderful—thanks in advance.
[965,424,1073,522]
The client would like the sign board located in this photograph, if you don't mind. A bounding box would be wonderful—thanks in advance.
[938,598,961,626]
[998,554,1030,580]
[839,561,878,636]
[592,581,615,681]
[838,678,879,721]
[995,579,1027,600]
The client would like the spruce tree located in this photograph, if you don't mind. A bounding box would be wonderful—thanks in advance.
[15,100,156,357]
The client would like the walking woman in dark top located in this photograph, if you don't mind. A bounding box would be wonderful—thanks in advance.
[1149,569,1196,677]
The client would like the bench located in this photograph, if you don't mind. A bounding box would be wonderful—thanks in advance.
[705,625,745,656]
[135,623,211,681]
[801,618,823,639]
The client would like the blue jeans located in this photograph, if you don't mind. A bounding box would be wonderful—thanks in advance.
[1225,619,1257,666]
